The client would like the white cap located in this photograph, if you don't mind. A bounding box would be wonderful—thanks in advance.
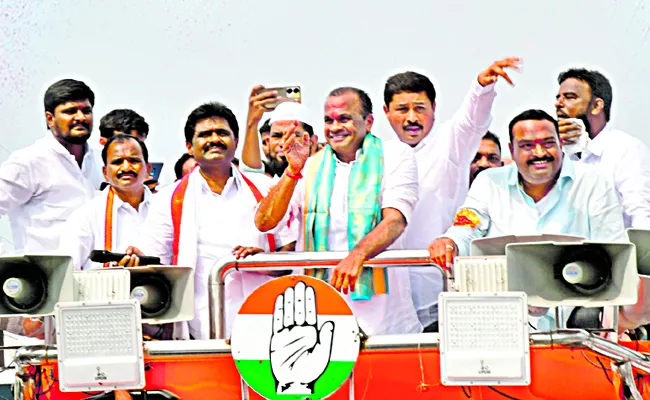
[269,102,313,127]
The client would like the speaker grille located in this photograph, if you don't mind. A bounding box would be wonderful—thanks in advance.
[453,257,508,292]
[73,269,131,301]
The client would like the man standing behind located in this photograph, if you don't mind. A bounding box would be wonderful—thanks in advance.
[98,109,150,144]
[133,102,295,339]
[256,87,421,336]
[469,131,503,186]
[382,58,520,331]
[59,134,151,270]
[240,86,319,178]
[0,79,103,254]
[556,68,650,228]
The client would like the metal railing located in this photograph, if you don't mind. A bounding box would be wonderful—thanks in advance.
[207,249,446,339]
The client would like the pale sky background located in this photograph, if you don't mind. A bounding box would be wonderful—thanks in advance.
[0,0,649,249]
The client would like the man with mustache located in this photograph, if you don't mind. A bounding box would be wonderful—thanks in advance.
[469,131,503,186]
[0,79,103,254]
[129,102,296,340]
[428,109,626,266]
[255,87,422,335]
[58,134,152,270]
[0,79,103,339]
[555,68,650,228]
[382,57,520,332]
[240,86,319,178]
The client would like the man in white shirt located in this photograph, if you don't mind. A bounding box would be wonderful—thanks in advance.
[555,68,650,229]
[429,109,626,264]
[255,87,422,336]
[131,102,295,340]
[0,78,103,254]
[59,134,152,270]
[382,57,521,331]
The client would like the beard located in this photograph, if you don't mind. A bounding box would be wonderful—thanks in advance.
[575,112,592,135]
[265,156,289,177]
[60,133,91,145]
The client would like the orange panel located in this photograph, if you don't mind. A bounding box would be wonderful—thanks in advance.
[23,345,650,399]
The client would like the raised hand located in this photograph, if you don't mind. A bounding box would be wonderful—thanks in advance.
[270,281,335,394]
[282,121,310,175]
[477,57,522,86]
[558,118,585,146]
[247,85,278,123]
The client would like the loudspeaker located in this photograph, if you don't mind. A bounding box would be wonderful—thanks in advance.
[627,229,650,275]
[0,255,73,317]
[506,241,638,307]
[470,234,585,256]
[127,266,194,324]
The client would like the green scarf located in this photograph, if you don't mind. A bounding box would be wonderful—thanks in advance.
[304,133,388,300]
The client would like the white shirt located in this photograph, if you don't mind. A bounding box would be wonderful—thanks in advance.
[0,134,103,254]
[288,138,422,335]
[568,124,650,229]
[405,80,496,327]
[58,187,152,270]
[442,157,627,256]
[139,167,295,340]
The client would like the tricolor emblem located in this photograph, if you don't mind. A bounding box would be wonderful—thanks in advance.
[231,275,360,399]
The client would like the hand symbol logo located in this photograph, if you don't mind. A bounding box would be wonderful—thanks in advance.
[270,281,335,394]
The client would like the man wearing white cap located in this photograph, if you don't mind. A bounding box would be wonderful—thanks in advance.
[241,86,318,179]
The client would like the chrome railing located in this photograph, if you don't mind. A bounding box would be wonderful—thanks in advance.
[207,249,446,339]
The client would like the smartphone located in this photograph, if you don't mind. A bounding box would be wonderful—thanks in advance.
[145,162,164,183]
[89,250,161,266]
[257,86,301,110]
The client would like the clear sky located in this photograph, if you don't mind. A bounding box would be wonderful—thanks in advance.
[1,0,648,248]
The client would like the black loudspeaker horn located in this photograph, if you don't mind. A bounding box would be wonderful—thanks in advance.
[506,241,638,308]
[127,266,194,324]
[0,255,73,317]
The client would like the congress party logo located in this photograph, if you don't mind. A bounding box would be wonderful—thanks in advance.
[230,275,360,399]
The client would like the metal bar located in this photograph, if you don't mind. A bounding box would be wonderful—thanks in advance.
[617,362,643,400]
[208,250,446,339]
[12,330,650,380]
[348,370,355,400]
[240,378,250,400]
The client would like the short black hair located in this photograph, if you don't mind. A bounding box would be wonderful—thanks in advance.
[327,87,373,117]
[384,71,436,107]
[44,79,95,114]
[184,102,239,144]
[174,153,194,180]
[101,133,149,165]
[558,68,613,122]
[259,119,271,135]
[482,131,502,153]
[99,109,149,139]
[508,109,559,142]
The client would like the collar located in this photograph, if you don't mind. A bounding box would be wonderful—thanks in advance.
[195,164,240,194]
[583,123,612,158]
[413,125,437,152]
[44,132,91,159]
[111,186,152,211]
[507,155,576,190]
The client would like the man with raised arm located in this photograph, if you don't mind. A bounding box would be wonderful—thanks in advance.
[255,87,421,335]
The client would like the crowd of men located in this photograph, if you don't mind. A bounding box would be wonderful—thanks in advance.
[1,56,650,340]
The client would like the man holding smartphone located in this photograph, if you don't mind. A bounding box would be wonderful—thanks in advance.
[58,134,152,270]
[555,68,650,228]
[240,85,318,178]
